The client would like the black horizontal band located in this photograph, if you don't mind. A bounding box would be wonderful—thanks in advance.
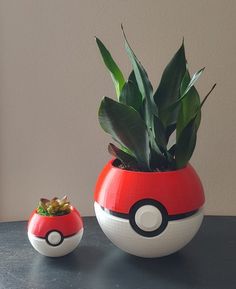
[35,231,78,240]
[102,207,129,219]
[101,205,199,221]
[168,209,199,220]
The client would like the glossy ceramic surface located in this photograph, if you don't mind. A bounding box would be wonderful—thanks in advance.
[95,202,204,258]
[94,160,205,257]
[95,160,204,215]
[28,207,83,257]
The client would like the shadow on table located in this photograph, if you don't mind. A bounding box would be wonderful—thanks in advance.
[30,244,203,288]
[92,249,203,289]
[32,245,105,272]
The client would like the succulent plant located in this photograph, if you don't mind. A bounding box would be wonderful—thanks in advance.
[96,26,216,172]
[37,196,71,216]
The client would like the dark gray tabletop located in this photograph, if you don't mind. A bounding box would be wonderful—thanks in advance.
[0,216,235,289]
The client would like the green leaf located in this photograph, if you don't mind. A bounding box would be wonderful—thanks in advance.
[99,97,150,170]
[176,70,201,140]
[168,144,176,156]
[95,37,126,98]
[153,115,167,152]
[182,67,205,96]
[162,68,203,143]
[119,71,142,112]
[108,143,139,168]
[175,115,198,169]
[175,83,216,169]
[161,67,205,115]
[121,25,155,129]
[180,69,191,94]
[172,67,204,107]
[147,123,169,171]
[153,42,186,127]
[120,27,169,170]
[149,147,167,171]
[165,123,176,141]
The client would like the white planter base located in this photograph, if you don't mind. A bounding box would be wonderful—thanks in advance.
[28,229,83,257]
[94,202,203,258]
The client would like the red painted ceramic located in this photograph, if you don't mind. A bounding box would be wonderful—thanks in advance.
[28,207,83,257]
[94,159,205,258]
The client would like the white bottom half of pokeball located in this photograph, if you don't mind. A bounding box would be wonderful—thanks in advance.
[28,229,84,257]
[94,202,204,258]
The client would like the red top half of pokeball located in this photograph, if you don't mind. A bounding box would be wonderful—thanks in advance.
[28,207,83,238]
[94,160,205,215]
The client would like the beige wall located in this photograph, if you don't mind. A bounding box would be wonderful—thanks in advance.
[0,0,235,221]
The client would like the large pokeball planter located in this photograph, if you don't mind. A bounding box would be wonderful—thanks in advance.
[28,207,83,257]
[94,160,205,258]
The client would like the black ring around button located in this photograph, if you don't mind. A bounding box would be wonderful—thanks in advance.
[129,199,169,237]
[45,230,64,247]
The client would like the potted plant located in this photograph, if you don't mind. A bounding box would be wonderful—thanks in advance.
[94,26,216,258]
[28,196,83,257]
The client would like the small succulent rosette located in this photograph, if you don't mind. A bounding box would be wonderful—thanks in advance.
[28,196,83,257]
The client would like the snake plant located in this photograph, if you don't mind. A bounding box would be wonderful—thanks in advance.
[96,26,216,172]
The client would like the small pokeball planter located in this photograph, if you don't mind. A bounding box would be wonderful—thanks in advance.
[94,160,204,258]
[94,29,215,257]
[28,207,83,257]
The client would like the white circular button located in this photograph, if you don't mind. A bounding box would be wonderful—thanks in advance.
[134,205,162,232]
[47,231,62,245]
